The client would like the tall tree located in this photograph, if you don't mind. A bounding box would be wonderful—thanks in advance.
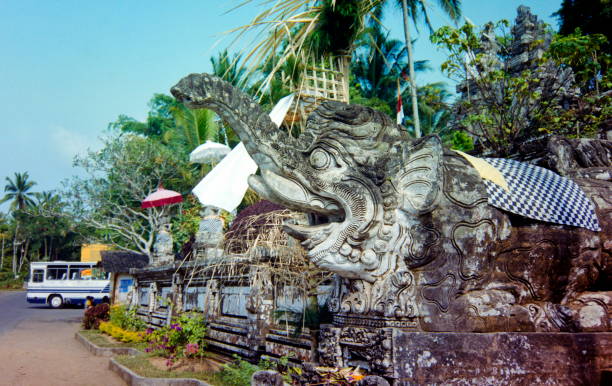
[211,49,248,90]
[393,0,461,138]
[352,11,429,116]
[1,172,37,211]
[554,0,612,51]
[108,94,179,143]
[63,135,196,256]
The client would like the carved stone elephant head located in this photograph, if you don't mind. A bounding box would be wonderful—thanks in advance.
[172,74,611,333]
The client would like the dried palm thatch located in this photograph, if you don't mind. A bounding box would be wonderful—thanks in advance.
[227,0,383,127]
[228,208,331,292]
[182,205,331,305]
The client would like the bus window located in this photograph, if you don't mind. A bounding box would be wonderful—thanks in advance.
[47,265,68,280]
[32,269,44,283]
[91,268,109,280]
[69,265,91,280]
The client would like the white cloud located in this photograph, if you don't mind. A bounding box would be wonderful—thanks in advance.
[50,126,100,161]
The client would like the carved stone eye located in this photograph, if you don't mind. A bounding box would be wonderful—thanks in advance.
[310,148,330,169]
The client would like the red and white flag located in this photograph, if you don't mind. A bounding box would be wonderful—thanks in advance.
[396,79,404,125]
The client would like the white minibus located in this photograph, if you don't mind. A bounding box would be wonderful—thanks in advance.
[26,261,110,308]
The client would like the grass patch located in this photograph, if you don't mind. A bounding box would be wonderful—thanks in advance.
[79,329,144,349]
[114,354,224,385]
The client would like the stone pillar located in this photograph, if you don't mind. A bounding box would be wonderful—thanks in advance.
[203,279,220,320]
[245,267,274,354]
[148,282,157,313]
[151,218,174,266]
[194,206,225,260]
[169,272,184,320]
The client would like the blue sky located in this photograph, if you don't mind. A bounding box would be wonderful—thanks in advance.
[0,1,561,211]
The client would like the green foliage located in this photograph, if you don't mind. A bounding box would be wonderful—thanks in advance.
[0,272,23,289]
[548,29,611,93]
[145,312,207,360]
[217,355,261,386]
[211,49,248,90]
[554,0,612,51]
[306,0,363,57]
[109,305,147,332]
[535,93,612,138]
[1,172,37,211]
[349,83,393,117]
[431,20,577,156]
[108,94,179,142]
[65,134,196,255]
[170,196,201,253]
[449,130,474,152]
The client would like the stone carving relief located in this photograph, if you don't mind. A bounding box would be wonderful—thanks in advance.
[171,73,611,334]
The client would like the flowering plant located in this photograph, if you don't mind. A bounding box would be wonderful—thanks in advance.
[144,312,207,366]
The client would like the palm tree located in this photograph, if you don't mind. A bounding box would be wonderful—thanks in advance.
[352,14,429,112]
[403,82,452,137]
[394,0,461,138]
[1,172,37,211]
[172,105,220,149]
[211,49,248,90]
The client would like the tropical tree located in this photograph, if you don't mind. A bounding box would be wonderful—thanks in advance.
[1,172,37,211]
[0,213,8,271]
[108,94,178,143]
[351,8,429,118]
[231,0,380,97]
[211,49,248,90]
[554,0,612,52]
[403,82,452,138]
[431,19,578,156]
[62,135,197,256]
[392,0,461,138]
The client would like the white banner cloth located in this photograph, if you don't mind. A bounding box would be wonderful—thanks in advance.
[191,94,294,212]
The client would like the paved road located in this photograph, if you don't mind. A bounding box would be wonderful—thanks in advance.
[0,291,83,335]
[0,291,125,386]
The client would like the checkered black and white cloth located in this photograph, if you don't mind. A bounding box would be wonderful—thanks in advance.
[482,158,601,231]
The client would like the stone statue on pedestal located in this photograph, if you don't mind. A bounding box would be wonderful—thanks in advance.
[152,217,174,266]
[194,206,225,260]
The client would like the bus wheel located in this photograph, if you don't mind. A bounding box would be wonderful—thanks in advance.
[49,295,63,309]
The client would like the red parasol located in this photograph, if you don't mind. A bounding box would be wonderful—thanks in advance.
[141,185,183,208]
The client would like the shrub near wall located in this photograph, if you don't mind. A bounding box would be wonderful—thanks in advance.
[82,303,110,329]
[109,305,147,331]
[99,321,144,343]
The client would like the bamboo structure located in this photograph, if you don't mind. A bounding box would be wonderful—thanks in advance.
[284,54,351,128]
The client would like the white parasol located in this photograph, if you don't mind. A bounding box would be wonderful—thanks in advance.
[189,140,231,164]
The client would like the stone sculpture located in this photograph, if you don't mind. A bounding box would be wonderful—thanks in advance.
[171,74,611,335]
[194,206,225,259]
[152,218,174,266]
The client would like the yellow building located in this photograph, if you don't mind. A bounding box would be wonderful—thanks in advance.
[80,244,112,262]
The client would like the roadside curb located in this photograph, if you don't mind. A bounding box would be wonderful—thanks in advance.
[75,331,211,386]
[109,357,210,386]
[75,331,141,357]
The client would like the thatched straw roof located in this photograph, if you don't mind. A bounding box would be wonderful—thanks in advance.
[100,251,149,273]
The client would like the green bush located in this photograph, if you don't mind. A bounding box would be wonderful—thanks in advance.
[109,305,147,331]
[145,312,207,361]
[217,356,261,386]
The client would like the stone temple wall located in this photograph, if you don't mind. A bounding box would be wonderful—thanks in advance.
[129,260,331,365]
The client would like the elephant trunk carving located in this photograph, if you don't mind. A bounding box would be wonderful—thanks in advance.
[172,73,612,333]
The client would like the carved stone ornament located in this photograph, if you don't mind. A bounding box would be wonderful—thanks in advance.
[171,73,611,333]
[152,219,174,266]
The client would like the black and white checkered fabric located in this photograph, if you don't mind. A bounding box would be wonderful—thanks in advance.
[482,158,601,231]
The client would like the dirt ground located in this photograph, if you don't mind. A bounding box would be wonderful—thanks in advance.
[0,318,125,386]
